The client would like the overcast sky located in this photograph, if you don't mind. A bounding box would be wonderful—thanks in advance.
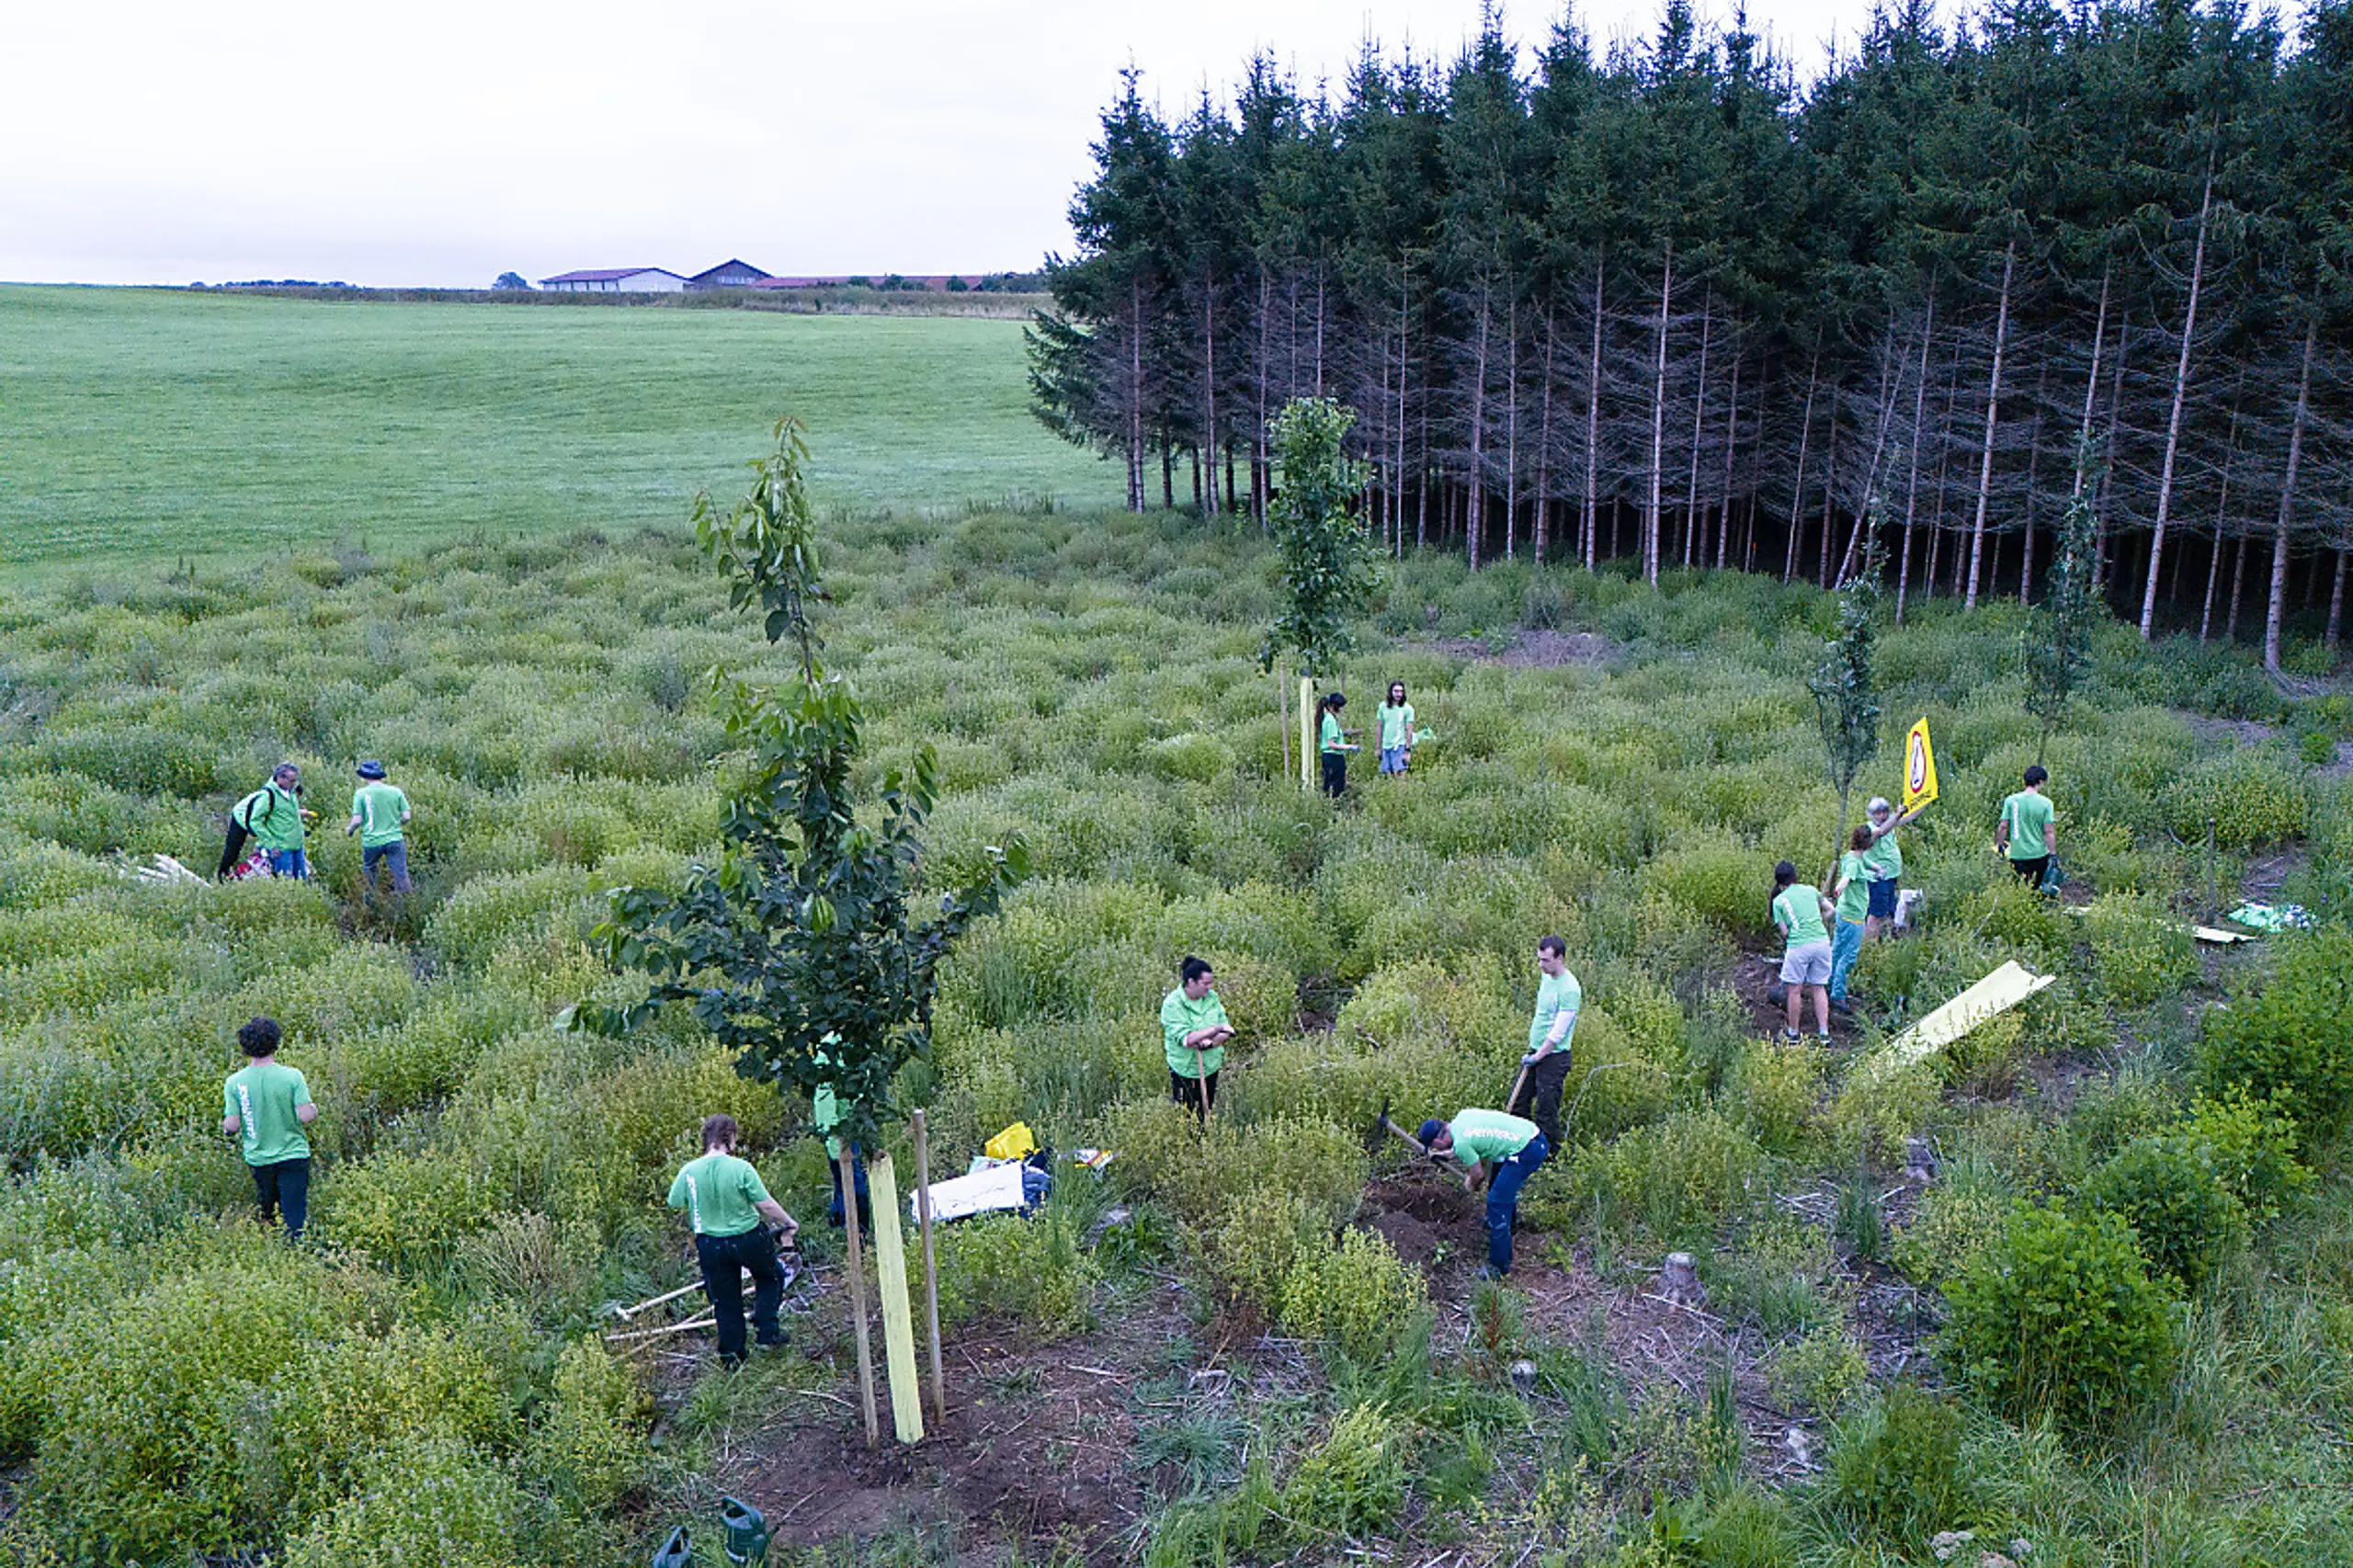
[5,0,1880,289]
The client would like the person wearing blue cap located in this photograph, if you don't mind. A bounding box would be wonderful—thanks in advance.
[346,761,412,893]
[1416,1108,1548,1278]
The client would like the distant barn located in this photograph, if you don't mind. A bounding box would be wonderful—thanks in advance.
[538,267,688,294]
[687,259,772,290]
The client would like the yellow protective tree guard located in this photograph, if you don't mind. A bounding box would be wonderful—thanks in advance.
[1871,960,2055,1074]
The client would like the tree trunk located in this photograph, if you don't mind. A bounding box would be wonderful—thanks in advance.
[1201,268,1219,519]
[1926,350,1963,602]
[1896,299,1937,622]
[2140,165,2215,639]
[1684,286,1713,569]
[2328,550,2346,650]
[1716,355,1742,571]
[1536,308,1556,563]
[1469,279,1491,570]
[1647,243,1674,585]
[1786,350,1820,585]
[1585,252,1606,572]
[2192,397,2230,640]
[1128,277,1146,513]
[1505,295,1520,562]
[1819,412,1838,589]
[2095,313,2131,591]
[1837,324,1906,585]
[2266,320,2317,673]
[2073,259,2111,506]
[1965,237,2017,609]
[2018,363,2049,604]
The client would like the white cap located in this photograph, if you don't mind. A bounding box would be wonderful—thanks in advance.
[1867,797,1893,816]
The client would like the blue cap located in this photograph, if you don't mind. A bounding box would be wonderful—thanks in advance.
[1416,1118,1447,1150]
[356,760,387,779]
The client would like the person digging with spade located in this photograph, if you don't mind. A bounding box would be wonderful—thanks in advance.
[1417,1108,1548,1279]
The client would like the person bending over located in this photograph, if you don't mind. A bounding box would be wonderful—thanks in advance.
[1418,1108,1549,1279]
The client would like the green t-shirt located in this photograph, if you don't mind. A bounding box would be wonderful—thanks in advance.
[1449,1108,1540,1167]
[1772,883,1829,948]
[1319,710,1346,756]
[1861,827,1903,881]
[223,1060,313,1166]
[2000,790,2054,860]
[1834,851,1870,925]
[813,1037,845,1160]
[1377,702,1415,751]
[1161,986,1230,1078]
[233,783,306,851]
[1528,967,1582,1056]
[666,1151,773,1237]
[350,781,410,848]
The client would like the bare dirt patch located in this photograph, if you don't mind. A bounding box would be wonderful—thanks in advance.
[1410,628,1616,668]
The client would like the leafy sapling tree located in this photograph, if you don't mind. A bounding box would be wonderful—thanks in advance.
[1811,519,1886,869]
[1260,397,1381,680]
[585,417,1029,1437]
[2025,435,2105,766]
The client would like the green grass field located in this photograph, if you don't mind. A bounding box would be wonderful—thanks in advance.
[0,286,1119,574]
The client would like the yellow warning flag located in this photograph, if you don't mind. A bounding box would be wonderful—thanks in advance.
[1902,717,1939,812]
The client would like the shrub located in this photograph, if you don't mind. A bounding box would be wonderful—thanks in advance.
[2081,892,2196,1008]
[1770,1318,1870,1415]
[284,1435,522,1568]
[2200,927,2353,1138]
[2080,1135,2245,1291]
[1642,832,1775,946]
[1828,1059,1939,1168]
[2163,749,2311,848]
[264,1326,513,1515]
[1279,1228,1428,1361]
[1824,1385,1966,1542]
[2175,1090,2311,1223]
[1199,1186,1322,1316]
[1280,1403,1408,1540]
[1942,1204,2176,1431]
[1892,1162,2012,1288]
[318,1149,497,1267]
[1575,1108,1764,1244]
[526,1340,651,1513]
[936,1210,1098,1337]
[1728,1039,1824,1156]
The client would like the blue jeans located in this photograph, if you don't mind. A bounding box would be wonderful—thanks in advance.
[1484,1132,1550,1274]
[267,847,308,880]
[1830,917,1865,1004]
[828,1142,870,1227]
[361,839,412,892]
[1380,744,1409,774]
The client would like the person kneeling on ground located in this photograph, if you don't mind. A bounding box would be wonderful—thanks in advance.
[667,1113,799,1368]
[1417,1108,1549,1279]
[1771,858,1836,1045]
[347,760,413,893]
[222,1016,319,1240]
[1507,934,1579,1147]
[1160,955,1233,1118]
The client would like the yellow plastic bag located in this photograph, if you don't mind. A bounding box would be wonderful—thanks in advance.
[983,1121,1037,1162]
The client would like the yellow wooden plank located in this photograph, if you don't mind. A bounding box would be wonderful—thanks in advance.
[1876,960,2054,1073]
[867,1153,926,1446]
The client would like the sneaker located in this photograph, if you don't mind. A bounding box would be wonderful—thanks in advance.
[1817,1030,1835,1045]
[1780,1028,1803,1046]
[1478,1263,1508,1281]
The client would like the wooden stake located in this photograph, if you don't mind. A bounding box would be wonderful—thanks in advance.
[869,1154,926,1445]
[838,1144,880,1446]
[1278,665,1290,786]
[911,1110,947,1426]
[1299,676,1313,792]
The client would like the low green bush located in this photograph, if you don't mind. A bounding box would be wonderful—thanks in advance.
[2200,927,2353,1138]
[2175,1090,2311,1222]
[1574,1108,1764,1244]
[526,1340,653,1514]
[1279,1227,1428,1361]
[2163,748,2311,847]
[1280,1403,1409,1540]
[1770,1317,1870,1415]
[2082,892,2198,1007]
[284,1435,523,1568]
[2081,1134,2245,1291]
[1942,1204,2177,1431]
[1892,1160,2012,1288]
[936,1210,1098,1337]
[1823,1384,1967,1542]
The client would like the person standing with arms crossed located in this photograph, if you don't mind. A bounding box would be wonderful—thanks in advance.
[666,1113,798,1369]
[1995,764,2057,890]
[222,1016,319,1239]
[1160,956,1233,1118]
[346,761,413,893]
[1507,935,1579,1148]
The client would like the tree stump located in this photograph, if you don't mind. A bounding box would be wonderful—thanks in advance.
[1905,1138,1940,1182]
[1660,1251,1706,1306]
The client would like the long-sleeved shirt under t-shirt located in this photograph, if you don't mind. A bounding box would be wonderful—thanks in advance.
[666,1151,773,1237]
[1527,968,1582,1058]
[1160,987,1230,1078]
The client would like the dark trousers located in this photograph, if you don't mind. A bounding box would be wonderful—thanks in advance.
[2010,855,2051,889]
[1483,1134,1551,1274]
[1170,1068,1219,1118]
[829,1143,870,1228]
[1321,751,1347,797]
[251,1157,311,1239]
[1508,1051,1574,1150]
[696,1226,786,1362]
[361,839,412,892]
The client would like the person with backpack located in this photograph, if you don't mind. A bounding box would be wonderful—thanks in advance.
[222,1016,319,1239]
[346,761,413,893]
[226,763,310,880]
[666,1113,799,1368]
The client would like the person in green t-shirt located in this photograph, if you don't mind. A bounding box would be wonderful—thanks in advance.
[1376,681,1417,778]
[665,1112,799,1367]
[1770,859,1835,1044]
[1161,955,1233,1117]
[346,760,413,893]
[1317,690,1358,797]
[1995,764,2057,890]
[810,1039,869,1230]
[228,763,311,880]
[221,1016,319,1239]
[1827,824,1874,1010]
[1859,795,1924,938]
[1416,1108,1548,1278]
[1507,935,1581,1147]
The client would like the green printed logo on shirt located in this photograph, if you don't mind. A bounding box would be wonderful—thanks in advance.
[1449,1108,1540,1167]
[2000,790,2054,859]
